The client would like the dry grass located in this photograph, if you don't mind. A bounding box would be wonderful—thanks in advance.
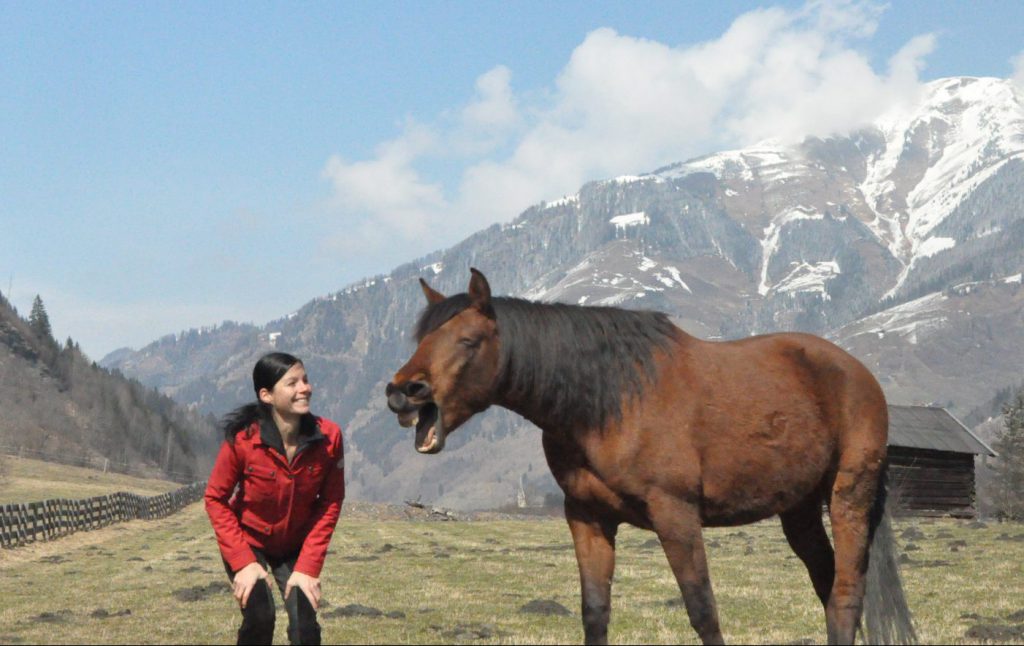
[1,500,1022,645]
[0,456,181,505]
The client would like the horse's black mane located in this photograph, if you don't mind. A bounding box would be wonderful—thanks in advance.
[415,294,678,431]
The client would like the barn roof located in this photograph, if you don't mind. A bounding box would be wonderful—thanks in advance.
[888,405,996,456]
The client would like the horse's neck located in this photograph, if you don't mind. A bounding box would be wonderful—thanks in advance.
[492,364,575,434]
[489,304,682,434]
[492,367,545,429]
[497,397,556,432]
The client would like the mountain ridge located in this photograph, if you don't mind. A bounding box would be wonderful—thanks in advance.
[103,76,1024,508]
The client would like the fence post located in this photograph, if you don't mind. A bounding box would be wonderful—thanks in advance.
[0,504,11,548]
[58,500,65,538]
[26,503,38,544]
[42,500,51,540]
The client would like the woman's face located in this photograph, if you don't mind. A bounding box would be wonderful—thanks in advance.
[259,362,313,419]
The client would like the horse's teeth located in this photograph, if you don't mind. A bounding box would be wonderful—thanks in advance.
[412,415,419,426]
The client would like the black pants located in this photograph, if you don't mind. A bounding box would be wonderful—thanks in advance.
[224,549,321,646]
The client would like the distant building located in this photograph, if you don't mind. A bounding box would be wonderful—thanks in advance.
[887,405,996,518]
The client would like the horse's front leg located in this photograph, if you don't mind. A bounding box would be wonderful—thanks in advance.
[565,498,619,645]
[648,491,725,645]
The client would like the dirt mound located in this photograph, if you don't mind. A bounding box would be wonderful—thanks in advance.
[519,599,572,616]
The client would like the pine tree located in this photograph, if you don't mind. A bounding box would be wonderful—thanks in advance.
[28,294,53,341]
[991,389,1024,520]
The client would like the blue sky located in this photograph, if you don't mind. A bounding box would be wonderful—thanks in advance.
[2,1,1023,359]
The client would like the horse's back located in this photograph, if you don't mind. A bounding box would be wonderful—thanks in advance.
[680,330,885,426]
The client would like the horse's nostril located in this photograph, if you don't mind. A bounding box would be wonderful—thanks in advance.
[404,381,430,399]
[387,390,408,413]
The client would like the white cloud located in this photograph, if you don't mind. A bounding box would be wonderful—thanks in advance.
[461,65,520,133]
[322,122,444,234]
[320,121,449,260]
[801,0,885,39]
[320,0,935,260]
[1012,50,1024,90]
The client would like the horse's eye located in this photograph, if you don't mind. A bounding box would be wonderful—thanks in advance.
[459,337,481,349]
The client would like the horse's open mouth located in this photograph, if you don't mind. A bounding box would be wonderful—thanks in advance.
[414,403,444,454]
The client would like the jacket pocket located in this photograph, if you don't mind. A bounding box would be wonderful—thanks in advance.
[240,508,274,537]
[242,463,279,505]
[292,463,327,507]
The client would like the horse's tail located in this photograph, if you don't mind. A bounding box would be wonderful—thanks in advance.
[862,466,917,645]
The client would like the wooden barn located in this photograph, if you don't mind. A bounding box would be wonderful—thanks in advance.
[887,405,996,518]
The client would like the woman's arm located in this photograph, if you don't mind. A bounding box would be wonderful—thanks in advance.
[293,428,345,578]
[204,440,259,572]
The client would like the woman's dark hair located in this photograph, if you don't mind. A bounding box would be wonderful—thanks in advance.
[221,352,304,440]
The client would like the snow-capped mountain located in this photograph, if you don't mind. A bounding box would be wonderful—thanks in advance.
[529,77,1024,323]
[105,77,1024,509]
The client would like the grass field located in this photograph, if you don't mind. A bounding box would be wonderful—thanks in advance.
[1,492,1023,645]
[0,456,182,504]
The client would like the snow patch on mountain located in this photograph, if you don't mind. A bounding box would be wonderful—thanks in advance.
[525,248,695,306]
[609,174,660,185]
[759,207,825,295]
[774,261,840,300]
[543,193,580,209]
[610,212,650,229]
[657,265,691,293]
[917,237,956,258]
[658,143,801,185]
[843,291,950,346]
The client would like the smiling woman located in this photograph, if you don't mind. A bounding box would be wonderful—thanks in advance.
[204,352,346,646]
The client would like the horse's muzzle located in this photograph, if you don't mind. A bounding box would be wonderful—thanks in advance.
[386,380,432,413]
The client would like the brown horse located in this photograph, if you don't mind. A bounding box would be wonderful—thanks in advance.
[385,269,915,645]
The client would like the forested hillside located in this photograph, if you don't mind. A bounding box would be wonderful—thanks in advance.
[0,292,217,482]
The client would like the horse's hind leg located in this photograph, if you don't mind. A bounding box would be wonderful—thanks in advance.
[780,494,835,611]
[648,492,724,645]
[565,500,618,645]
[827,461,883,645]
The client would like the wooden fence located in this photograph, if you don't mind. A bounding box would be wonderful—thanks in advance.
[0,482,206,549]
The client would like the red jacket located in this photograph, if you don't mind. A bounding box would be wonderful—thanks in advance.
[204,415,345,577]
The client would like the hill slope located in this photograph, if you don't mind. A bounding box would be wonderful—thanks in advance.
[0,293,217,483]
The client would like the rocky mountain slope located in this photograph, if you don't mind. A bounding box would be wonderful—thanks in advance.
[104,77,1024,508]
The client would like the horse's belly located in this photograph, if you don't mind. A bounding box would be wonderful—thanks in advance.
[698,453,829,526]
[692,405,835,525]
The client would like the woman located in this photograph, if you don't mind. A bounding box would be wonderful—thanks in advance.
[205,352,345,645]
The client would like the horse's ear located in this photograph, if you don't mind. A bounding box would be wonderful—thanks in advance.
[468,268,494,317]
[420,278,446,305]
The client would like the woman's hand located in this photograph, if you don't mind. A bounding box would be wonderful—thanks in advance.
[232,561,269,609]
[284,571,321,609]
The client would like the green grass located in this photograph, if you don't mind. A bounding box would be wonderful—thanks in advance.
[1,501,1022,644]
[0,456,181,504]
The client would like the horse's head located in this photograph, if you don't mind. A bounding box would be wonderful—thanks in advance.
[386,268,501,454]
